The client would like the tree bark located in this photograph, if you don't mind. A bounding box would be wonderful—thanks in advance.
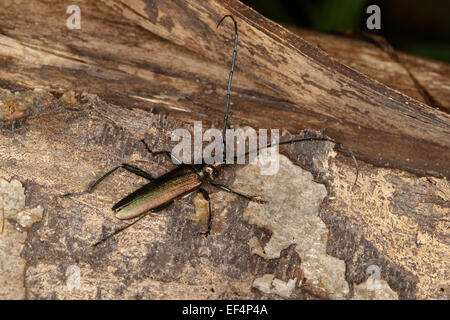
[0,0,448,300]
[0,0,449,178]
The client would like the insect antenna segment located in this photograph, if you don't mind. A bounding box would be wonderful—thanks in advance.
[216,14,238,162]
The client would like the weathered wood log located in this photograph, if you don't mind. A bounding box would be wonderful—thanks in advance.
[0,0,449,300]
[0,0,449,178]
[1,90,448,300]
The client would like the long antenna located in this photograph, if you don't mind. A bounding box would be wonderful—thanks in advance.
[233,136,359,188]
[216,15,238,158]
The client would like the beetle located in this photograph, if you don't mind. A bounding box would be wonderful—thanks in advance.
[63,15,358,247]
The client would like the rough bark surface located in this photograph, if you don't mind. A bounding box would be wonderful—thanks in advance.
[0,0,449,300]
[0,0,449,177]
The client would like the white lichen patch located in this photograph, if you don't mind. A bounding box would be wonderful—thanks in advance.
[352,279,399,300]
[16,206,43,228]
[233,153,349,299]
[252,274,297,298]
[0,178,43,299]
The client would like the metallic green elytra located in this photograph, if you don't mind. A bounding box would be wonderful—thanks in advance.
[113,165,204,219]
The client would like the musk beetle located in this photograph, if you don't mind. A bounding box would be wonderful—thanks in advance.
[63,15,358,247]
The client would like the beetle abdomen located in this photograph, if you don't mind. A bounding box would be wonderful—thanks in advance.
[114,167,202,219]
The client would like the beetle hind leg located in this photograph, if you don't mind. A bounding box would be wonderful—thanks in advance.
[93,201,174,247]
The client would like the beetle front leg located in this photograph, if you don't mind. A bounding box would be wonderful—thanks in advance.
[141,139,183,165]
[141,139,204,177]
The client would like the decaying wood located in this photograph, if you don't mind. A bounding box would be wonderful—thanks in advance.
[0,0,449,178]
[0,91,448,300]
[287,27,450,112]
[0,0,449,300]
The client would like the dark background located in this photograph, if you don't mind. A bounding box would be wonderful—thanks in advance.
[242,0,450,62]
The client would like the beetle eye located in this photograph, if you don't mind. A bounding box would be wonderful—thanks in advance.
[205,166,216,179]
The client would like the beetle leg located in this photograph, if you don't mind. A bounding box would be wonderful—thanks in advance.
[210,182,266,204]
[198,188,212,237]
[141,139,183,165]
[141,140,204,178]
[62,163,154,197]
[92,201,174,247]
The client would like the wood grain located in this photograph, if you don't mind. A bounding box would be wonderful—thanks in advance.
[0,0,449,178]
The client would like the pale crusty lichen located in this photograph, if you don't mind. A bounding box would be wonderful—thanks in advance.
[252,274,297,298]
[233,152,349,299]
[0,178,43,299]
[0,87,53,121]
